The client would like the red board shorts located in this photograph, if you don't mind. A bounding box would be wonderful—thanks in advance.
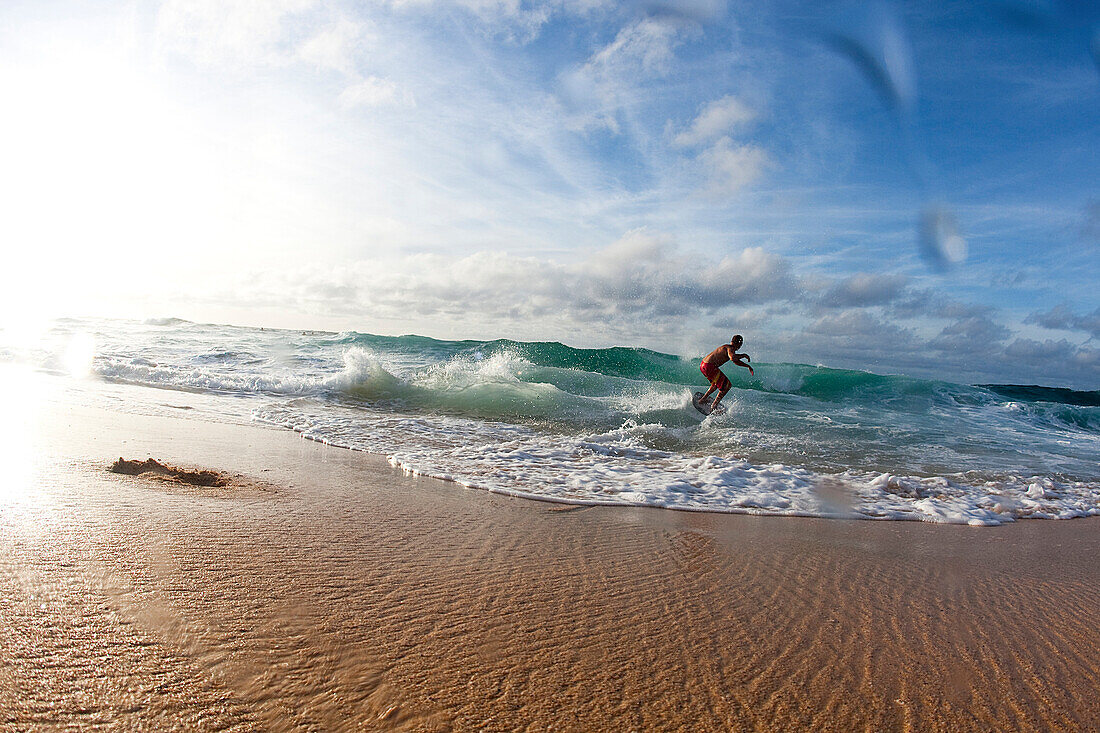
[700,361,731,392]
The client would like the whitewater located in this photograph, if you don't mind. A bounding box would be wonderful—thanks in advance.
[6,317,1099,525]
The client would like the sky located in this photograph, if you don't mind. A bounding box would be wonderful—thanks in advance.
[0,0,1098,388]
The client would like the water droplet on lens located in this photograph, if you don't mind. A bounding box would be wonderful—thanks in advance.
[919,206,967,270]
[822,2,915,112]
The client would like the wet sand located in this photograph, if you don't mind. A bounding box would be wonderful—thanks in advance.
[2,384,1100,731]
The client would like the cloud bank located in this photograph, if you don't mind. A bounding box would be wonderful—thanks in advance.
[211,235,1098,387]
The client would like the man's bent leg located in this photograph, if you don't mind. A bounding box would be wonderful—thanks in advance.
[710,376,732,407]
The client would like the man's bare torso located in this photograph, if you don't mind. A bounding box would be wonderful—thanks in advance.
[703,344,733,367]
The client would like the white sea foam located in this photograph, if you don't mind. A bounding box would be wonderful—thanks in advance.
[325,347,401,392]
[253,403,1100,525]
[92,346,401,398]
[417,350,527,389]
[95,358,324,395]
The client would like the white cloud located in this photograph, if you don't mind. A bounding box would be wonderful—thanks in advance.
[697,246,795,303]
[697,137,770,195]
[560,18,685,132]
[1003,338,1100,383]
[338,76,412,108]
[297,18,368,74]
[156,0,318,69]
[927,316,1010,354]
[157,2,377,96]
[673,96,769,197]
[1026,305,1100,339]
[792,310,920,370]
[819,272,907,308]
[592,18,680,75]
[674,95,755,148]
[637,0,726,22]
[234,235,798,346]
[587,228,670,275]
[388,0,566,43]
[807,309,907,340]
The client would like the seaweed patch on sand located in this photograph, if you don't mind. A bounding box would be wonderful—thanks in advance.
[110,458,230,488]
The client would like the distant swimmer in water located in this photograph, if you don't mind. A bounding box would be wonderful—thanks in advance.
[699,335,753,411]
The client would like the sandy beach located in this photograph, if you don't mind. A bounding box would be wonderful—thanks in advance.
[3,380,1099,731]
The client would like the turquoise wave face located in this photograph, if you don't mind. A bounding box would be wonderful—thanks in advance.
[301,334,1096,476]
[336,332,703,384]
[331,330,1099,413]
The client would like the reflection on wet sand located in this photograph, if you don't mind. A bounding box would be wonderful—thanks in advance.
[3,396,1100,730]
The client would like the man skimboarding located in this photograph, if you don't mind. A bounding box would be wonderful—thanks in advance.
[696,335,753,414]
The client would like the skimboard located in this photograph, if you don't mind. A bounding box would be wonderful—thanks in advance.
[692,391,726,416]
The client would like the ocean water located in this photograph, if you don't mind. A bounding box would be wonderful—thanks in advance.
[5,317,1099,525]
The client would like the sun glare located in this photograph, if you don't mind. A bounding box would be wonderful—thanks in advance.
[0,29,232,322]
[0,366,47,504]
[62,332,97,378]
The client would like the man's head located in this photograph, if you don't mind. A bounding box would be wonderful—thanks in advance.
[730,334,743,348]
